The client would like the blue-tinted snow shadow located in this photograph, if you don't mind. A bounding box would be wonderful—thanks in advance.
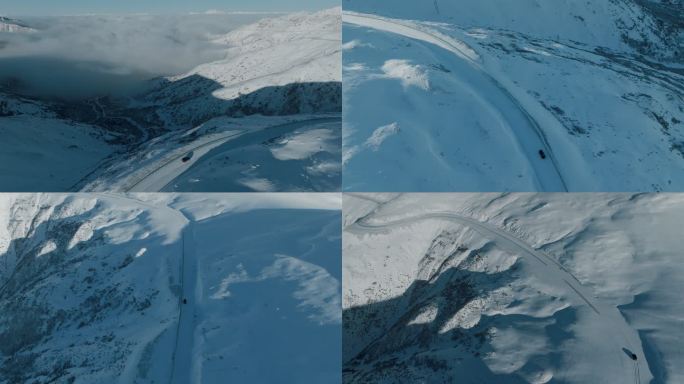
[191,208,342,383]
[343,261,579,383]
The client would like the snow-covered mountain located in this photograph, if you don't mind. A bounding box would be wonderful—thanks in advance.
[344,1,682,64]
[139,7,341,127]
[0,8,342,192]
[0,17,34,33]
[343,193,683,383]
[0,91,121,191]
[342,1,684,192]
[0,193,341,383]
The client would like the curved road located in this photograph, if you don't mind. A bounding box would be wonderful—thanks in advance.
[343,12,569,191]
[124,117,340,192]
[347,195,649,382]
[123,130,245,192]
[72,110,340,192]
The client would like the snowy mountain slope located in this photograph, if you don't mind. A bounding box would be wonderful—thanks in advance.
[139,7,342,127]
[342,2,684,192]
[0,17,34,33]
[344,0,681,64]
[74,115,341,192]
[185,207,341,383]
[0,193,341,384]
[0,92,121,191]
[343,193,683,383]
[0,9,342,192]
[0,194,185,384]
[155,117,342,192]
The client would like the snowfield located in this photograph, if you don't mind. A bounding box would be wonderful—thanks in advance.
[0,193,341,384]
[342,1,684,191]
[76,115,341,192]
[0,8,341,192]
[343,193,683,383]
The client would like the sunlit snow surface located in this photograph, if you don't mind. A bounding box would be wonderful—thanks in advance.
[0,9,341,192]
[342,1,684,191]
[0,193,341,383]
[343,193,683,383]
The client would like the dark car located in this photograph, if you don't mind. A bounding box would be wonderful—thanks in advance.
[182,151,194,163]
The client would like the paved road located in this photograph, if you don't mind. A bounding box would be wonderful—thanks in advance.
[170,221,198,384]
[343,12,569,191]
[347,194,649,382]
[125,117,340,192]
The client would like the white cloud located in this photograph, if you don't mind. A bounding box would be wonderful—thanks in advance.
[0,13,267,98]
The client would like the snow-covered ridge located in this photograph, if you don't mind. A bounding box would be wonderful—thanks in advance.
[343,193,684,383]
[343,11,479,62]
[0,16,34,33]
[344,0,679,63]
[140,7,341,126]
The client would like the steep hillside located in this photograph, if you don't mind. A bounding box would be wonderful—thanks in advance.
[344,193,683,383]
[344,0,681,63]
[0,9,342,192]
[0,193,341,384]
[139,7,342,127]
[0,92,121,191]
[342,1,684,191]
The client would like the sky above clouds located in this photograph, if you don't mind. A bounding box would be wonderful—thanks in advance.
[0,0,339,16]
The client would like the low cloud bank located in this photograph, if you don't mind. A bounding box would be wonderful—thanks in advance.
[0,13,271,99]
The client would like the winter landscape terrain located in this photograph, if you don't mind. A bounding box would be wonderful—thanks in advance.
[0,193,342,383]
[344,193,683,383]
[342,0,684,192]
[0,8,341,192]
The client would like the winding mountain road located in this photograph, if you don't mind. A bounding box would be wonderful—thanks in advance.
[121,117,340,192]
[347,194,650,383]
[122,130,245,192]
[343,12,569,191]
